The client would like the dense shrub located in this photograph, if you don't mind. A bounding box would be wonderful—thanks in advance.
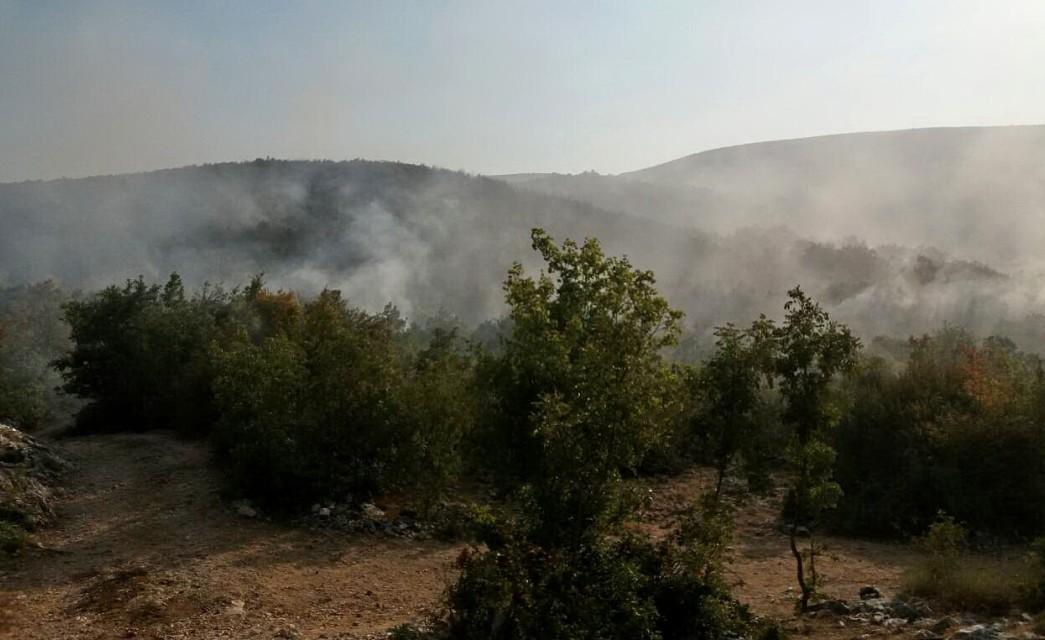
[212,289,399,501]
[0,520,28,557]
[833,328,1045,537]
[902,515,1029,614]
[56,272,478,505]
[687,322,781,497]
[392,328,477,504]
[435,534,753,640]
[211,289,478,505]
[56,274,222,433]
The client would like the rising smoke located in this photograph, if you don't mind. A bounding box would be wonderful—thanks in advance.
[2,126,1045,353]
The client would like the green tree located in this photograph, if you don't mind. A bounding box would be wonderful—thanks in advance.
[392,327,477,506]
[833,328,1045,538]
[485,227,684,546]
[55,274,220,433]
[692,321,775,500]
[422,230,756,640]
[210,289,406,501]
[773,287,860,610]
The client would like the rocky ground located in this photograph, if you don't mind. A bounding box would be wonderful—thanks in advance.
[0,430,1037,639]
[0,423,70,530]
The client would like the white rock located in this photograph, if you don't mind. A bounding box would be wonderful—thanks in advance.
[361,502,385,519]
[225,599,246,616]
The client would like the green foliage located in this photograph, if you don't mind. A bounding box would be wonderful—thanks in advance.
[690,322,777,497]
[674,493,736,582]
[770,287,860,610]
[58,274,477,506]
[833,328,1045,537]
[903,515,1030,615]
[56,274,221,433]
[211,290,406,502]
[431,533,752,640]
[0,520,28,557]
[916,512,967,581]
[392,328,477,505]
[413,230,751,640]
[478,228,684,547]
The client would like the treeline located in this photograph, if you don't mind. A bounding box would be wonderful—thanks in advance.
[51,273,474,506]
[5,228,1045,634]
[835,329,1045,538]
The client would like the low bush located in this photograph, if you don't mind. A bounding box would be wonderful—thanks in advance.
[903,515,1032,615]
[904,561,1026,615]
[435,535,753,640]
[0,520,28,557]
[56,274,478,506]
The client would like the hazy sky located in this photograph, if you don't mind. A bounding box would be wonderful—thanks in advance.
[2,0,1044,182]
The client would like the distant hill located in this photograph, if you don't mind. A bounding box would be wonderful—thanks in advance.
[505,125,1045,267]
[4,130,1045,349]
[0,160,683,323]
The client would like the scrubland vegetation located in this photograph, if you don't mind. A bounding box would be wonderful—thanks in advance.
[4,228,1045,636]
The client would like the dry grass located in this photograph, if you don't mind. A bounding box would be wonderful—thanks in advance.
[902,555,1030,615]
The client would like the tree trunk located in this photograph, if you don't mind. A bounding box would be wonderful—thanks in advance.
[790,523,811,611]
[714,463,727,501]
[808,535,817,597]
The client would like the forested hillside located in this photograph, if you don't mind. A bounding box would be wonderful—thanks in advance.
[5,130,1045,352]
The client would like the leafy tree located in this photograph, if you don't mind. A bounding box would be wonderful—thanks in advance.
[482,227,684,546]
[772,287,860,610]
[391,327,477,506]
[416,230,755,640]
[56,274,221,433]
[210,289,405,502]
[691,321,775,500]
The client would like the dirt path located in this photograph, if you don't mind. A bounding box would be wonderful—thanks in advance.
[0,432,932,640]
[639,470,921,619]
[0,432,461,640]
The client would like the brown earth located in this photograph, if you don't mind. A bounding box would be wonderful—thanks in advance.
[0,433,460,639]
[0,431,1010,639]
[636,470,921,620]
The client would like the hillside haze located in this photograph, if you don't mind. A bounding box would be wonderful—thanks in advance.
[3,126,1045,348]
[506,125,1045,266]
[0,160,668,323]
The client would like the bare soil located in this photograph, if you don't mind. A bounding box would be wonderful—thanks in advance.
[0,432,1003,639]
[0,432,459,639]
